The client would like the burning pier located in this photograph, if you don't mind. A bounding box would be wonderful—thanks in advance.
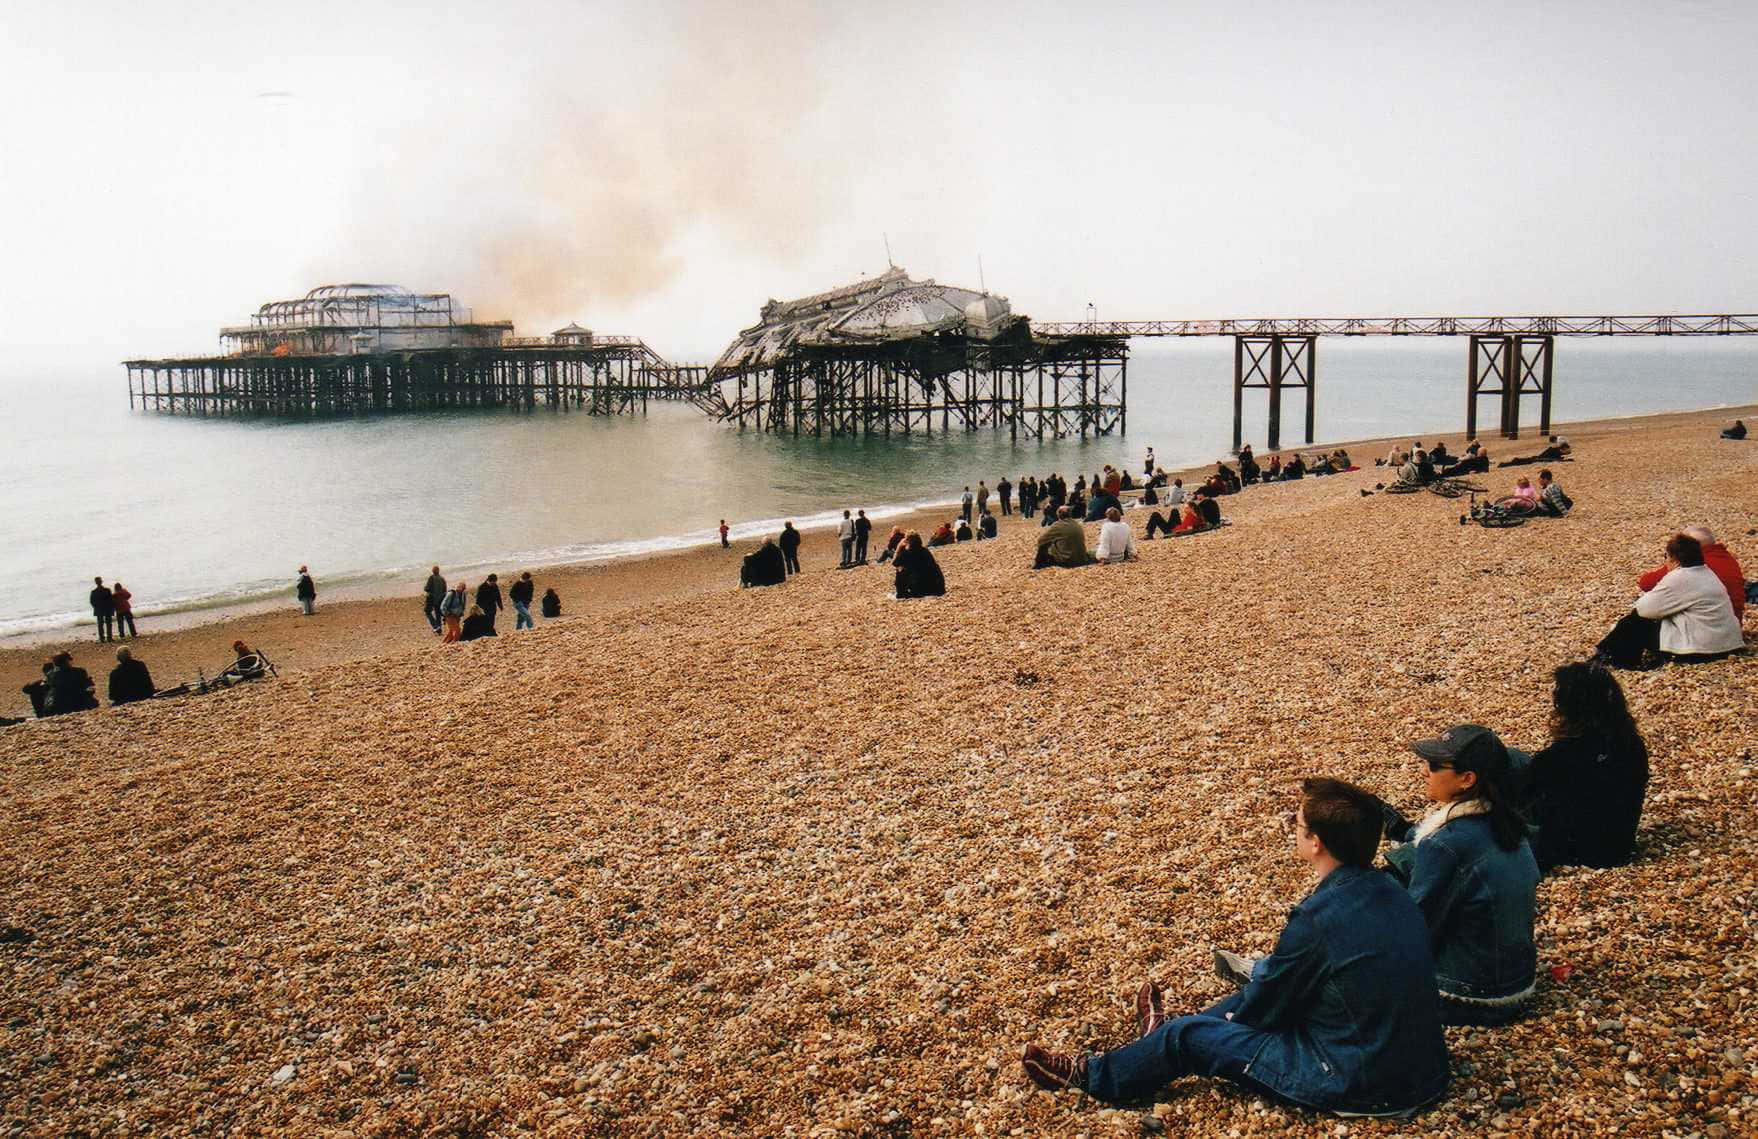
[700,268,1127,439]
[126,284,706,416]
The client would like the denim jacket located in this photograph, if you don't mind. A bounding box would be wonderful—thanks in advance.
[1408,815,1539,1004]
[1232,865,1449,1113]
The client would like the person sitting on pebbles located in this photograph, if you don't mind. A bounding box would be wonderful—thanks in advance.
[1032,507,1094,569]
[1376,725,1539,1026]
[1023,777,1449,1116]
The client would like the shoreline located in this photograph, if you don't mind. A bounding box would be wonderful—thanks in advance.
[3,401,1750,718]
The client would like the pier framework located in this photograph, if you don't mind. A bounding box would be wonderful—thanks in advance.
[126,338,710,417]
[706,333,1127,440]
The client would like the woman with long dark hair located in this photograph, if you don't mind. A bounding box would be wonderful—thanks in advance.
[892,532,945,599]
[1524,663,1649,872]
[1383,724,1538,1026]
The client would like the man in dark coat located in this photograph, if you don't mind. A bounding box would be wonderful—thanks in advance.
[508,571,536,630]
[295,567,317,615]
[475,574,504,630]
[741,538,788,587]
[22,662,54,718]
[778,522,802,575]
[997,476,1013,516]
[44,652,97,716]
[107,648,156,705]
[853,510,873,564]
[423,566,448,633]
[90,576,116,643]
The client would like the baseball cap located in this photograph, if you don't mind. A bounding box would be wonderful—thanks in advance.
[1410,723,1509,772]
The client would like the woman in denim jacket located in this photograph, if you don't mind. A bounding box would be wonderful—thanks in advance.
[1384,724,1539,1027]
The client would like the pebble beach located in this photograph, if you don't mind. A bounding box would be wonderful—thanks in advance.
[2,405,1755,1137]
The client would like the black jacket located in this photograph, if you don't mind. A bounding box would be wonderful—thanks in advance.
[108,659,156,705]
[45,666,97,715]
[778,527,801,551]
[893,546,945,599]
[509,578,535,606]
[854,515,871,537]
[540,590,562,617]
[90,587,115,616]
[296,574,316,600]
[475,582,503,614]
[459,613,497,641]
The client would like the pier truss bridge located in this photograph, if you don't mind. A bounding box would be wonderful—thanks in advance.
[1030,314,1758,451]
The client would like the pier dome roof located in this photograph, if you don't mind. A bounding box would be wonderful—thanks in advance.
[712,268,1023,373]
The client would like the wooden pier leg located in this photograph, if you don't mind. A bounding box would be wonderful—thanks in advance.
[1232,337,1244,451]
[1538,335,1554,437]
[1266,336,1284,453]
[1504,336,1521,440]
[1466,336,1480,440]
[1303,335,1316,444]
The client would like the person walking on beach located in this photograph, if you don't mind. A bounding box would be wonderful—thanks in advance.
[475,574,504,630]
[111,582,136,638]
[107,647,156,706]
[997,476,1013,516]
[961,486,974,523]
[779,522,802,575]
[89,577,115,642]
[423,566,448,633]
[295,567,317,616]
[440,582,468,642]
[839,510,856,568]
[719,519,731,548]
[854,509,872,564]
[509,571,536,630]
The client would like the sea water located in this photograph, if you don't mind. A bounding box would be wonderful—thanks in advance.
[1,339,1752,637]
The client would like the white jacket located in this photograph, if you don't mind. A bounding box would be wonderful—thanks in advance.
[838,518,855,540]
[1634,564,1745,655]
[1095,519,1136,562]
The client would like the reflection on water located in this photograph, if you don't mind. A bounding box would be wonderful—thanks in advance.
[0,339,1751,634]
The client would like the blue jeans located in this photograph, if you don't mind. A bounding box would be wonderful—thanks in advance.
[1084,993,1274,1105]
[513,600,534,629]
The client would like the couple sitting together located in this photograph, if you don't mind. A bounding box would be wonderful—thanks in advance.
[1143,492,1221,538]
[1024,663,1648,1116]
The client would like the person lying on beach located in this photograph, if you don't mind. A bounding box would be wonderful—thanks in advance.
[1033,508,1094,569]
[1094,507,1137,563]
[1536,470,1572,516]
[1723,419,1747,439]
[1596,533,1744,669]
[1021,777,1449,1116]
[740,539,788,588]
[1143,508,1182,539]
[1440,441,1489,476]
[892,532,945,599]
[459,605,497,641]
[1376,724,1538,1027]
[1516,663,1649,874]
[1637,526,1744,620]
[1173,499,1212,535]
[107,647,156,706]
[929,522,956,547]
[875,526,907,564]
[1498,435,1571,466]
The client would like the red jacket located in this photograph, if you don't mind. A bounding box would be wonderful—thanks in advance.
[1638,543,1745,620]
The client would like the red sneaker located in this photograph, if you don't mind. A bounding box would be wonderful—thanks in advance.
[1021,1044,1088,1093]
[1134,981,1167,1037]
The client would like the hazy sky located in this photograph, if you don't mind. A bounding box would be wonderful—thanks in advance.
[3,0,1755,373]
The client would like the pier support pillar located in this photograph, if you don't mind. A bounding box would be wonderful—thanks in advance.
[1233,334,1316,453]
[1467,334,1553,440]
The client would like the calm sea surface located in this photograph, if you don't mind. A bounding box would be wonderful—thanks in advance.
[2,339,1752,637]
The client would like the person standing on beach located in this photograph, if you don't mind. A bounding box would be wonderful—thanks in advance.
[440,582,468,642]
[838,510,856,568]
[1144,446,1156,476]
[295,567,317,616]
[976,481,990,518]
[719,519,731,548]
[475,574,504,630]
[779,522,802,575]
[111,582,136,638]
[423,566,448,634]
[89,577,115,642]
[854,509,872,564]
[997,476,1013,516]
[509,572,536,630]
[961,486,974,523]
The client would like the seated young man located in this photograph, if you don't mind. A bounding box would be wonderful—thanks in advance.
[1033,507,1094,569]
[1722,419,1747,439]
[1535,469,1571,516]
[1023,778,1449,1116]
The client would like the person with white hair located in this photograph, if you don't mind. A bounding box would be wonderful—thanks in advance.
[1637,525,1745,621]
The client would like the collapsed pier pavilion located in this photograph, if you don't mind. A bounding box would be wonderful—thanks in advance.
[700,268,1128,439]
[125,284,708,416]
